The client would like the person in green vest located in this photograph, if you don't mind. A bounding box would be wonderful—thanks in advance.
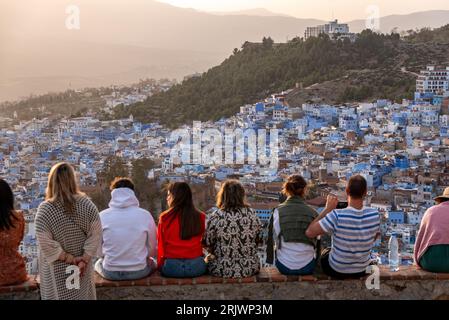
[266,175,318,275]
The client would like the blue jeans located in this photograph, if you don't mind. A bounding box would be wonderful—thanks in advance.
[161,257,207,278]
[95,258,155,281]
[275,258,316,276]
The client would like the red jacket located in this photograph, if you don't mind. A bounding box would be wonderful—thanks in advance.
[157,209,205,269]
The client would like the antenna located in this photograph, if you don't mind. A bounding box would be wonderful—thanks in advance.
[328,0,334,21]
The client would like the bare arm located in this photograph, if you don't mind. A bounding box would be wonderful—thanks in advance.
[305,195,338,239]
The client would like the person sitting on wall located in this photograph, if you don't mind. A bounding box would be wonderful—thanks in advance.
[0,179,28,287]
[95,177,157,281]
[157,182,207,278]
[306,175,380,279]
[266,175,318,276]
[205,180,261,278]
[414,187,449,273]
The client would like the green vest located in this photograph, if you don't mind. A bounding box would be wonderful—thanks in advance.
[277,196,318,247]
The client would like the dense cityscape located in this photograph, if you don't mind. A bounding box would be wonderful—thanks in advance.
[0,63,447,275]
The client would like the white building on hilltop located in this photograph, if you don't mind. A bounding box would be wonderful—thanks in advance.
[304,20,356,42]
[416,66,449,95]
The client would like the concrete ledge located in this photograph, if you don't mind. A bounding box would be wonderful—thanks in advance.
[0,276,40,300]
[2,266,449,300]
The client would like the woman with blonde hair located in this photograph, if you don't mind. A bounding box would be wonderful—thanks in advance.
[35,162,102,300]
[205,180,261,278]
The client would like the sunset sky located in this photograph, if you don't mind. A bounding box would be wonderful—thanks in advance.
[158,0,449,21]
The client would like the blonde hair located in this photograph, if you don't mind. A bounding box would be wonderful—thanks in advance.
[216,180,249,211]
[45,162,84,214]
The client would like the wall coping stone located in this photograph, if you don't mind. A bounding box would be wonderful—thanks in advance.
[2,265,449,298]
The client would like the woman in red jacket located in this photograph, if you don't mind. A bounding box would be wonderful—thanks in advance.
[157,182,207,278]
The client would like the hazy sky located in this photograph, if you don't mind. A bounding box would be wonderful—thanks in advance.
[158,0,449,21]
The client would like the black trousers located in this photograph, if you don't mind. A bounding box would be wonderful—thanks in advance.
[320,248,367,280]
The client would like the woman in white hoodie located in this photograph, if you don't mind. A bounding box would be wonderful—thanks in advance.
[95,177,157,281]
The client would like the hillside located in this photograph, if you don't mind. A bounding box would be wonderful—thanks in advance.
[115,26,449,127]
[0,0,322,102]
[3,0,449,102]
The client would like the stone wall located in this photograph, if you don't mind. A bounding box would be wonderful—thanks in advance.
[2,266,449,300]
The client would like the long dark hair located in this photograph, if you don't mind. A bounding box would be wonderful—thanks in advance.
[0,179,17,231]
[165,182,202,240]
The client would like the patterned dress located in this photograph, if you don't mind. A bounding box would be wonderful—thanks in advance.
[0,211,28,286]
[35,196,102,300]
[205,207,261,278]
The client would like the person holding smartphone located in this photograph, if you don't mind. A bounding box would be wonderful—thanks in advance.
[306,175,380,279]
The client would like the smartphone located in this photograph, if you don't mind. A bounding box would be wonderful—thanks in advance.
[336,201,348,209]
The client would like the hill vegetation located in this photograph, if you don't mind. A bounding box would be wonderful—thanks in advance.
[115,26,449,128]
[405,25,449,43]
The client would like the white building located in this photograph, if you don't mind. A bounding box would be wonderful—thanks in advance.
[440,115,449,127]
[273,109,287,121]
[421,112,439,126]
[406,211,425,225]
[416,66,449,95]
[304,20,355,41]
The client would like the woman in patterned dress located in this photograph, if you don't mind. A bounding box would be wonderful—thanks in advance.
[0,179,28,286]
[205,180,261,278]
[35,162,102,300]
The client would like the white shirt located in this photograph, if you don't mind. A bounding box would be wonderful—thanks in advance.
[273,208,316,270]
[99,188,157,272]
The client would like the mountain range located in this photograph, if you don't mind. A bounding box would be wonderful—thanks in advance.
[113,25,449,127]
[1,0,449,102]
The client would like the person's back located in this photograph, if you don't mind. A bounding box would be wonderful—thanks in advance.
[415,188,449,273]
[205,180,261,278]
[320,205,379,274]
[157,182,207,278]
[0,178,27,287]
[36,162,102,300]
[158,210,205,263]
[0,195,28,286]
[96,178,157,281]
[206,208,260,278]
[268,175,318,276]
[99,188,156,272]
[306,175,380,279]
[274,196,318,274]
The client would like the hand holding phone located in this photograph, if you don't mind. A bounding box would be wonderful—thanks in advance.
[325,194,339,211]
[336,201,348,209]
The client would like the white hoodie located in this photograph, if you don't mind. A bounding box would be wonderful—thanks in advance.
[99,188,157,272]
